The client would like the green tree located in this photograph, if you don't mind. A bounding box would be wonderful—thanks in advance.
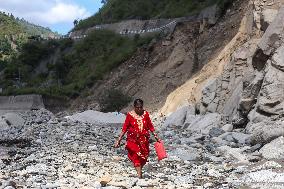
[73,19,78,26]
[0,38,12,54]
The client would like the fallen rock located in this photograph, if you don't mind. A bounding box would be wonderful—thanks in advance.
[231,132,251,144]
[258,6,284,55]
[257,62,284,116]
[169,147,202,161]
[187,113,222,135]
[209,127,225,137]
[241,170,284,183]
[2,113,25,127]
[259,136,284,160]
[163,105,195,128]
[271,43,284,72]
[217,146,249,163]
[0,118,9,132]
[247,119,284,144]
[260,8,279,31]
[222,124,233,132]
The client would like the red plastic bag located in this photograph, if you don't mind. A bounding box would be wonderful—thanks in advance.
[154,140,167,161]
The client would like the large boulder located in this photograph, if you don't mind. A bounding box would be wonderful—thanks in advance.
[241,170,284,183]
[163,105,195,128]
[2,113,25,127]
[247,107,268,124]
[201,79,218,108]
[218,132,251,145]
[259,136,284,160]
[216,146,249,163]
[0,118,9,132]
[252,6,284,72]
[169,147,202,161]
[222,82,242,117]
[260,9,279,31]
[200,79,221,114]
[257,62,284,116]
[247,119,284,145]
[186,113,222,135]
[239,71,264,115]
[271,44,284,71]
[231,132,251,145]
[258,6,284,56]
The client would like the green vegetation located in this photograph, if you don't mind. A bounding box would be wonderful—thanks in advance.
[74,0,233,31]
[0,11,59,61]
[0,12,22,37]
[99,89,132,112]
[1,30,153,100]
[0,12,58,38]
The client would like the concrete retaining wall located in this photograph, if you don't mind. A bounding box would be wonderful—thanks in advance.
[0,95,44,110]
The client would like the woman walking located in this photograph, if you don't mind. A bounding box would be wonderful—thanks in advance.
[114,99,160,178]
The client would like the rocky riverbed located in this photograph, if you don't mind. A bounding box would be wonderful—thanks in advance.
[1,109,284,189]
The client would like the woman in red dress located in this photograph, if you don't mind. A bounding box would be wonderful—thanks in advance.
[114,99,160,178]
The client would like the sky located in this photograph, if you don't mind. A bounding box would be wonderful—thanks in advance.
[0,0,103,34]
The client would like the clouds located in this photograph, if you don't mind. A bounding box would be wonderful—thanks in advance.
[0,0,91,25]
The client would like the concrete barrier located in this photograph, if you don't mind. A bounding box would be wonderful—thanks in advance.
[0,95,44,110]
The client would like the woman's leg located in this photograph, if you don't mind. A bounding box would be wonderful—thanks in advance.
[135,166,142,178]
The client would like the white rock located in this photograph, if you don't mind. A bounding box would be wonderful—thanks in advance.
[259,136,284,159]
[217,146,249,163]
[169,147,202,161]
[174,175,193,186]
[256,161,282,170]
[241,170,284,183]
[222,124,233,132]
[231,132,251,144]
[26,163,48,175]
[163,105,195,127]
[2,113,25,127]
[187,113,222,135]
[0,118,9,131]
[248,120,284,144]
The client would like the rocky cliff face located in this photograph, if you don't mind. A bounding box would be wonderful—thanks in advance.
[194,0,284,143]
[160,0,283,124]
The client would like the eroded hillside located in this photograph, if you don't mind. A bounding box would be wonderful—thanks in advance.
[71,0,247,113]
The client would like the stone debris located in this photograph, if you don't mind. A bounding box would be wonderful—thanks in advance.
[0,108,283,188]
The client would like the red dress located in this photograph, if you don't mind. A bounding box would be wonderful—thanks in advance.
[122,110,155,167]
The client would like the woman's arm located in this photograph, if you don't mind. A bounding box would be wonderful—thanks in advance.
[114,131,126,148]
[114,113,130,148]
[146,111,160,142]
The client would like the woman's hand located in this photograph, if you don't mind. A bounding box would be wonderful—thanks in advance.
[114,139,121,148]
[153,132,160,142]
[114,131,126,148]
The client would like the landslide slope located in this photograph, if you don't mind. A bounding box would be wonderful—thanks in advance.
[71,0,247,113]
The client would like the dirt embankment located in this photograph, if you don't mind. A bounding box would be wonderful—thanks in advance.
[71,0,247,113]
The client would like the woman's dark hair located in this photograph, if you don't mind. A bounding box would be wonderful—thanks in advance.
[134,99,143,107]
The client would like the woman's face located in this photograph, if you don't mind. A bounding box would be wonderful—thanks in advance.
[134,103,143,115]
